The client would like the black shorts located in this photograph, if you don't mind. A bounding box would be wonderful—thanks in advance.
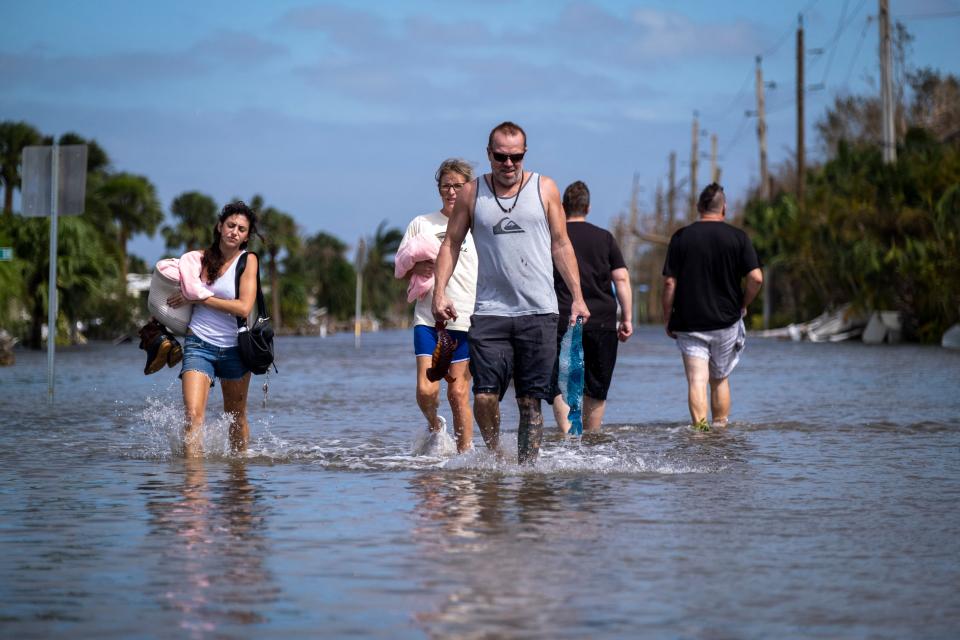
[550,319,620,401]
[467,314,558,401]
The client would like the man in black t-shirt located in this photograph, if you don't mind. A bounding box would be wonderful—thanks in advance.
[662,183,763,430]
[551,181,633,432]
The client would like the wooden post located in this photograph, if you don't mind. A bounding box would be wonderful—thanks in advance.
[667,152,677,228]
[755,55,770,199]
[689,112,699,220]
[879,0,897,163]
[796,14,805,203]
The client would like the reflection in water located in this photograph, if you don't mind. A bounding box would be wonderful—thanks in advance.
[140,460,277,636]
[409,472,611,637]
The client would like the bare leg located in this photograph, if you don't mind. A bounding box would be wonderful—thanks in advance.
[182,370,212,458]
[517,396,544,465]
[552,393,572,434]
[682,355,710,425]
[222,373,252,453]
[446,360,473,453]
[709,376,731,427]
[583,396,606,432]
[415,357,442,431]
[474,392,501,454]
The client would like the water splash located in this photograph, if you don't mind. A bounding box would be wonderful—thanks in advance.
[121,392,741,475]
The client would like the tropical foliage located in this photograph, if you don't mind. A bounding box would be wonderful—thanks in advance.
[0,119,408,347]
[744,70,960,342]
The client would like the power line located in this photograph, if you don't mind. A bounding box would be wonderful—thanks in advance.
[706,67,754,122]
[842,15,873,86]
[720,113,752,157]
[763,0,823,58]
[895,10,960,19]
[805,0,868,74]
[818,0,871,85]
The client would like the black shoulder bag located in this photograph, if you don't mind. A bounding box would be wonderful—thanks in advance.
[235,252,277,375]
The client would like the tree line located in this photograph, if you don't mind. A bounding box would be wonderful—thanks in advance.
[0,123,408,348]
[3,69,957,348]
[614,67,959,343]
[742,67,960,343]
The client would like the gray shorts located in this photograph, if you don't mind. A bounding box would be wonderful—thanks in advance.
[675,319,746,380]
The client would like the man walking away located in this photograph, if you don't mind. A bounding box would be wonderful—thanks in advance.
[433,121,590,464]
[662,183,762,430]
[551,180,632,433]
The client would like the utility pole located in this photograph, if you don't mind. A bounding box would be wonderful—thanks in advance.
[354,238,365,348]
[879,0,897,163]
[710,133,719,183]
[755,55,770,199]
[649,181,666,323]
[796,14,805,203]
[689,111,699,220]
[667,151,677,228]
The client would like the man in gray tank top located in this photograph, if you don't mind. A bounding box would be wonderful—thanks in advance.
[433,121,590,464]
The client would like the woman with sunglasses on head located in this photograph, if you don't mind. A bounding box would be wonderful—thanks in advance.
[166,201,260,457]
[396,158,477,455]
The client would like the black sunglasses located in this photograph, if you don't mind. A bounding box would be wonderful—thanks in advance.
[490,151,525,164]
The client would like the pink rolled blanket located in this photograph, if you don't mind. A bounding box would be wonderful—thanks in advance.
[394,233,442,302]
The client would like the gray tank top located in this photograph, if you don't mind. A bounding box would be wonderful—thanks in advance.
[471,172,558,316]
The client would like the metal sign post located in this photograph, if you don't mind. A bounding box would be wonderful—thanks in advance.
[46,144,60,403]
[22,143,88,403]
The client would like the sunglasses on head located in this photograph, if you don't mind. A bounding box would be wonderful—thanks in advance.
[490,151,525,164]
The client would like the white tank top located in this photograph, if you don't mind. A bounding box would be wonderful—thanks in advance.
[188,251,245,347]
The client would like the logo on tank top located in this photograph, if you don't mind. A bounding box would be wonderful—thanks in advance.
[493,217,525,235]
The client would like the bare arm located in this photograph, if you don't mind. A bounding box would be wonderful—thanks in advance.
[432,180,474,322]
[200,254,259,318]
[742,267,763,315]
[166,254,259,318]
[404,261,434,279]
[542,176,589,326]
[399,219,434,279]
[662,275,676,338]
[611,266,633,342]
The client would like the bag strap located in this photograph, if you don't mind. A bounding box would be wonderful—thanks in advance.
[235,251,267,328]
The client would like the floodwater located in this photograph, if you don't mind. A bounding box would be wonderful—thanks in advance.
[1,326,958,639]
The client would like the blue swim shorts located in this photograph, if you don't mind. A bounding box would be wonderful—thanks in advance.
[414,324,470,363]
[180,333,250,387]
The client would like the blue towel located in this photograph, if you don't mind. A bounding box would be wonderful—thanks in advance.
[558,318,585,435]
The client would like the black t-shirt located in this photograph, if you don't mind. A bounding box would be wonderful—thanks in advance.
[554,221,627,331]
[662,221,761,332]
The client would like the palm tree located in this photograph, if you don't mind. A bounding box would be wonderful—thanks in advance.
[57,132,110,174]
[94,173,163,283]
[162,191,218,254]
[303,231,355,320]
[55,217,120,344]
[362,220,404,320]
[0,121,43,217]
[250,194,299,329]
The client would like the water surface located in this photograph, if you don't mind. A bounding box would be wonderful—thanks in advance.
[1,326,958,638]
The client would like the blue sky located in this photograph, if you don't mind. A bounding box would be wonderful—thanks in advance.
[3,0,958,263]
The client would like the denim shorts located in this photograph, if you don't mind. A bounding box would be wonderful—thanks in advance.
[180,333,249,387]
[414,324,470,363]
